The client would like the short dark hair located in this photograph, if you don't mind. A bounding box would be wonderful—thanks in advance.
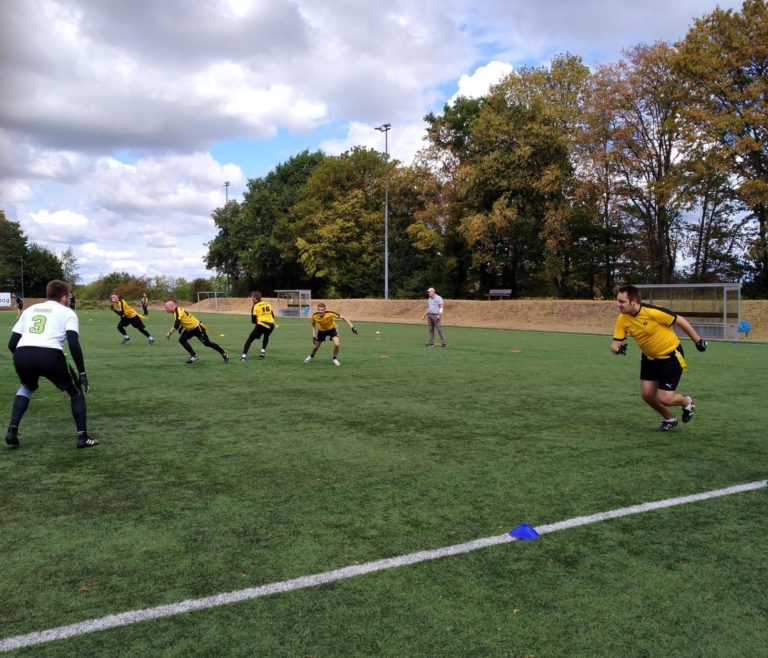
[617,284,642,303]
[46,280,71,300]
[251,291,262,300]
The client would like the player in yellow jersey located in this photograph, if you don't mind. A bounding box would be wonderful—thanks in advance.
[240,291,276,361]
[610,285,707,431]
[304,302,358,366]
[110,293,154,345]
[164,300,229,363]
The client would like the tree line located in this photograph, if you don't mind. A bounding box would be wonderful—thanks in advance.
[1,211,220,303]
[207,0,768,299]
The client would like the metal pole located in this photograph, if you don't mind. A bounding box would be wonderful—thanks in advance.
[223,181,230,203]
[376,123,391,299]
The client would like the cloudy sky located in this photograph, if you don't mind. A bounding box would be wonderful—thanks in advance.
[0,0,742,284]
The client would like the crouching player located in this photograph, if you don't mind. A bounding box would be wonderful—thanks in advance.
[164,300,228,363]
[304,302,358,366]
[5,279,98,449]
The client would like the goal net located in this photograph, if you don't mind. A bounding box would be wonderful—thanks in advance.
[196,291,229,311]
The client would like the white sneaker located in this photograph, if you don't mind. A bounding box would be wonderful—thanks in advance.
[332,358,341,367]
[240,354,247,362]
[304,355,313,363]
[148,336,154,345]
[259,349,266,358]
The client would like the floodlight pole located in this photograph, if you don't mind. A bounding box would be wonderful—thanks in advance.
[375,123,391,299]
[223,181,230,203]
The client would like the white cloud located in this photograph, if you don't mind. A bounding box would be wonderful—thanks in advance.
[0,0,744,282]
[450,61,515,103]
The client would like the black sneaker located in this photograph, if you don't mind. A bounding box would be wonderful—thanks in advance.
[222,350,229,362]
[5,427,20,447]
[682,397,696,423]
[657,418,679,432]
[240,354,247,362]
[76,434,99,449]
[186,354,200,363]
[259,349,266,358]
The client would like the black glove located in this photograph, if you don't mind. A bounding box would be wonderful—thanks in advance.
[614,343,627,356]
[351,326,358,334]
[79,372,90,394]
[695,338,707,352]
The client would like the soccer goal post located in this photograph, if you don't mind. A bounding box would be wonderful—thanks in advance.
[274,290,312,317]
[196,291,228,311]
[635,282,741,340]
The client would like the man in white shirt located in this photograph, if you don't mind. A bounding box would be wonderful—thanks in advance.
[423,287,446,347]
[6,279,99,449]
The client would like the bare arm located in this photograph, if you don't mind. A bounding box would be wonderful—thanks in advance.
[675,315,702,344]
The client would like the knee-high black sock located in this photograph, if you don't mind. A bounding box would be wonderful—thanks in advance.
[9,395,31,428]
[70,393,87,433]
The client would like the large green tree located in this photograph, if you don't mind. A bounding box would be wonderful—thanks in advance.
[206,151,326,294]
[0,212,29,294]
[675,0,768,294]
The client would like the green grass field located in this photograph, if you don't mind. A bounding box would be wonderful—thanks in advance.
[1,309,766,657]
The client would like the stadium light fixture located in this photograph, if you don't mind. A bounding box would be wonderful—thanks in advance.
[223,181,230,203]
[375,123,391,299]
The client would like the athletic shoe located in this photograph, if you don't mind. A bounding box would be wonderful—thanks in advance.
[332,357,341,367]
[148,336,154,346]
[259,349,266,358]
[76,434,99,449]
[682,397,696,423]
[5,427,19,447]
[222,350,229,362]
[425,343,434,347]
[121,335,131,344]
[186,354,200,363]
[240,354,247,362]
[441,343,447,348]
[657,418,679,431]
[304,355,314,363]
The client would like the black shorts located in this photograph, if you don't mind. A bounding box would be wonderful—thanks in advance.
[13,346,80,395]
[250,323,275,339]
[119,315,146,331]
[640,346,684,391]
[316,328,338,342]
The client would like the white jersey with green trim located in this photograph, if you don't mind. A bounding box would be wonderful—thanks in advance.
[12,300,79,351]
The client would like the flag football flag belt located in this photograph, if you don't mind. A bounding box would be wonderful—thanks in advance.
[646,346,688,372]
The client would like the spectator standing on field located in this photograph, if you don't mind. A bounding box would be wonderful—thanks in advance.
[110,293,154,345]
[240,291,276,361]
[610,284,707,432]
[423,287,446,347]
[5,279,99,449]
[304,303,358,366]
[141,292,149,316]
[15,294,23,320]
[164,300,228,363]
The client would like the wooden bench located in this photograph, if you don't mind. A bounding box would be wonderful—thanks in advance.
[487,288,512,300]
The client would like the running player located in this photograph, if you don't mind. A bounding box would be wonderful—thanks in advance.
[110,293,154,345]
[164,300,228,363]
[240,291,276,361]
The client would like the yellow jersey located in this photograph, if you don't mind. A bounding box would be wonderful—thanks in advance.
[173,306,200,332]
[311,311,340,332]
[613,304,680,358]
[112,298,141,318]
[251,301,275,326]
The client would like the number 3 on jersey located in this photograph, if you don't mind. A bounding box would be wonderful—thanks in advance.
[29,315,48,334]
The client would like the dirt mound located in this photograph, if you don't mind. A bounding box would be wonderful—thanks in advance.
[190,297,768,340]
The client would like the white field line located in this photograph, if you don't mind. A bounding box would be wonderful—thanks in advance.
[1,479,764,653]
